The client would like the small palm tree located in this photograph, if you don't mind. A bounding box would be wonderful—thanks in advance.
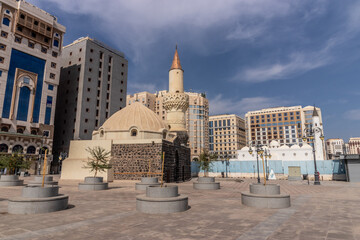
[83,146,112,177]
[198,150,218,177]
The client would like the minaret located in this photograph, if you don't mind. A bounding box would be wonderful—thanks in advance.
[163,46,189,142]
[312,106,324,160]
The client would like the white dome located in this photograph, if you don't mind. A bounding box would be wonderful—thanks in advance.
[279,145,290,149]
[301,143,312,149]
[290,145,301,149]
[270,140,280,148]
[241,146,250,151]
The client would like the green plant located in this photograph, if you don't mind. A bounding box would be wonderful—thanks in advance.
[0,152,31,175]
[198,150,218,177]
[83,146,112,177]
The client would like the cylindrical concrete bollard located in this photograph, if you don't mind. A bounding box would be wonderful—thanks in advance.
[146,186,179,198]
[249,184,280,195]
[198,177,215,183]
[84,177,103,183]
[141,177,159,184]
[22,186,59,198]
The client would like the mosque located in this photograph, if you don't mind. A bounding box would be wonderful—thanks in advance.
[61,47,191,182]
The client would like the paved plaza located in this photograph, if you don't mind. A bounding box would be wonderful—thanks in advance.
[0,177,359,240]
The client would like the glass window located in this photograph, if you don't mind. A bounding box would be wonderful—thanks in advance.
[23,77,30,84]
[2,17,10,26]
[48,84,54,90]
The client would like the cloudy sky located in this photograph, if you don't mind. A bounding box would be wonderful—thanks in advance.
[29,0,360,140]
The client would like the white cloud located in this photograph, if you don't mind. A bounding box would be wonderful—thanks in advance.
[345,109,360,120]
[209,95,292,116]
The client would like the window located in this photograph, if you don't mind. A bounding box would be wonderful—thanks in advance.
[41,47,47,54]
[52,51,58,57]
[98,71,101,78]
[84,129,88,133]
[31,31,36,38]
[78,58,81,61]
[34,20,39,26]
[2,17,10,26]
[109,56,112,63]
[70,52,72,56]
[46,26,51,31]
[90,58,93,62]
[90,49,93,53]
[53,39,59,47]
[0,44,5,51]
[51,62,56,68]
[0,57,4,63]
[86,108,89,112]
[122,63,124,67]
[79,48,82,52]
[28,42,34,48]
[20,14,25,19]
[131,129,137,136]
[44,37,49,43]
[48,84,54,90]
[0,70,2,77]
[1,31,8,38]
[86,98,90,102]
[89,68,92,72]
[100,52,103,59]
[50,73,55,79]
[87,88,90,92]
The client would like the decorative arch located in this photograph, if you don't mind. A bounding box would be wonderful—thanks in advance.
[26,146,36,154]
[0,143,8,153]
[12,144,24,153]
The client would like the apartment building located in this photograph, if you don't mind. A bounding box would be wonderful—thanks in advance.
[325,138,345,160]
[348,137,360,155]
[209,114,246,159]
[53,37,128,164]
[127,90,209,160]
[0,0,65,173]
[244,106,323,146]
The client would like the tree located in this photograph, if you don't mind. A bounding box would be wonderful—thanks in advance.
[83,146,112,177]
[198,150,218,177]
[0,152,32,175]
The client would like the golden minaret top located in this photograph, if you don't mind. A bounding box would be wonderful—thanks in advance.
[170,45,183,71]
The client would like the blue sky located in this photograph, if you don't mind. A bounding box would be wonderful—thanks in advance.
[30,0,360,141]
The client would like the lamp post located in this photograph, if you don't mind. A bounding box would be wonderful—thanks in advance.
[248,142,264,184]
[303,126,324,185]
[264,149,272,180]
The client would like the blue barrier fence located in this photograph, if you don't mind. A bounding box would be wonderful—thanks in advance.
[191,160,346,176]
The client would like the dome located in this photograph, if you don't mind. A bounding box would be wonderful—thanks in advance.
[270,140,280,148]
[279,144,290,149]
[301,143,312,149]
[290,144,300,149]
[101,102,168,132]
[241,146,249,151]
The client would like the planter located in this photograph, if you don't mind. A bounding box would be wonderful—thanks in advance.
[136,185,188,214]
[135,177,161,190]
[0,175,24,187]
[8,185,68,214]
[28,175,58,186]
[78,176,108,191]
[241,183,290,209]
[193,177,220,190]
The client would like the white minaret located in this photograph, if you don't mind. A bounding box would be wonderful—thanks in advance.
[163,46,189,133]
[312,107,324,160]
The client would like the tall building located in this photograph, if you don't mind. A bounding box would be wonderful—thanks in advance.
[0,0,65,173]
[326,138,345,159]
[127,91,209,161]
[209,114,246,159]
[348,137,360,155]
[53,37,128,167]
[245,105,323,146]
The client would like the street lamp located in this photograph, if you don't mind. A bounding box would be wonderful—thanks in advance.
[248,142,263,184]
[303,125,324,185]
[264,149,272,180]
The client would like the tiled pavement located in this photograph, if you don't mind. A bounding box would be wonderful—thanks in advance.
[0,176,359,240]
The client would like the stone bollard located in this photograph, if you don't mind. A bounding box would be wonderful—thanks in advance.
[135,177,161,190]
[136,185,189,214]
[0,175,24,187]
[241,183,290,209]
[193,177,220,190]
[8,185,69,214]
[78,176,108,191]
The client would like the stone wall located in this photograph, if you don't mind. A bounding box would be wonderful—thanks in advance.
[111,140,191,182]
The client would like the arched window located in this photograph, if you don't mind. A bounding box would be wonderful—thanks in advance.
[131,129,137,137]
[1,126,9,132]
[40,147,48,155]
[0,144,8,153]
[163,131,167,139]
[16,86,31,121]
[17,128,24,134]
[27,146,36,154]
[12,145,23,153]
[31,129,38,135]
[2,17,10,26]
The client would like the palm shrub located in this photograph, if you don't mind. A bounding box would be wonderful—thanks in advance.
[198,150,218,177]
[83,146,112,177]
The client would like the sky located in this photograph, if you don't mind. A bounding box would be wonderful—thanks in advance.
[29,0,360,141]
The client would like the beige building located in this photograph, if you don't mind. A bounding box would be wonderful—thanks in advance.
[127,91,209,161]
[245,106,323,146]
[348,137,360,155]
[0,0,65,174]
[326,138,345,159]
[61,47,191,182]
[209,114,246,159]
